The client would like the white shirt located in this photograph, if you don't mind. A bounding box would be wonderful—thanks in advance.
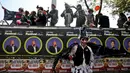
[12,46,14,52]
[54,47,58,53]
[33,46,36,53]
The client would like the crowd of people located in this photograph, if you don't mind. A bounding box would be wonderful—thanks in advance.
[2,3,130,28]
[2,4,58,26]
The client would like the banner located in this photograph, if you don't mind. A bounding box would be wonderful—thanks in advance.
[0,27,130,59]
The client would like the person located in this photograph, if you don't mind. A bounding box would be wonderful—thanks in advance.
[36,6,47,26]
[73,4,86,27]
[48,4,58,26]
[110,40,116,50]
[95,13,103,28]
[127,41,130,52]
[123,16,130,28]
[117,13,127,28]
[61,3,73,27]
[86,9,95,28]
[5,40,18,52]
[13,8,24,25]
[27,40,39,53]
[68,36,94,73]
[98,14,110,28]
[49,40,60,53]
[19,10,31,25]
[29,11,37,26]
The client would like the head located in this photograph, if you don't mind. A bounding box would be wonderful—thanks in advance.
[52,41,57,47]
[32,40,36,46]
[38,7,44,14]
[10,40,15,46]
[52,4,56,10]
[31,11,36,16]
[39,7,43,11]
[65,3,70,9]
[24,10,29,16]
[77,4,82,10]
[111,40,115,48]
[18,8,24,13]
[119,13,126,17]
[128,41,130,47]
[80,36,89,47]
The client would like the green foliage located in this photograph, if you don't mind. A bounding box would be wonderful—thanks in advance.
[110,0,130,14]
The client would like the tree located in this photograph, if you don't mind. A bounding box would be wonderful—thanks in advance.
[106,0,130,14]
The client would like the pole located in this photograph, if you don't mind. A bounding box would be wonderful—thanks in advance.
[52,0,56,9]
[0,1,2,7]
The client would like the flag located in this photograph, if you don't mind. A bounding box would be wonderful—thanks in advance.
[2,6,16,20]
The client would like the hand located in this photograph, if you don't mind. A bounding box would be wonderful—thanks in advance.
[70,60,74,66]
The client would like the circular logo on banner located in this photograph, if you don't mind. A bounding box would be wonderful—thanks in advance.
[105,37,120,50]
[2,36,21,54]
[46,37,63,55]
[24,36,42,54]
[123,37,130,53]
[89,37,103,45]
[67,37,80,48]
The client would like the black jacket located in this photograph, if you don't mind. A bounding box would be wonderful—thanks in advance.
[49,46,60,53]
[73,44,91,66]
[5,45,17,52]
[99,15,110,28]
[27,45,39,53]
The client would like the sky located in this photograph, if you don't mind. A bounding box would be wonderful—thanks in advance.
[0,0,119,28]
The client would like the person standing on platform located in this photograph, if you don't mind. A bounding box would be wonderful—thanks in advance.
[29,11,37,26]
[123,16,130,28]
[117,13,127,28]
[86,9,95,28]
[61,3,73,27]
[48,4,58,26]
[12,8,24,25]
[73,4,86,27]
[36,6,47,26]
[98,14,110,28]
[19,10,31,25]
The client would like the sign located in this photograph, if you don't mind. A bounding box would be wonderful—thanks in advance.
[0,27,130,59]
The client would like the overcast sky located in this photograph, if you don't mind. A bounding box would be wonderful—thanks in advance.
[0,0,118,28]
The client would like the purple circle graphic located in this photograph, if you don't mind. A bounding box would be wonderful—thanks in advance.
[123,38,130,52]
[106,37,120,50]
[4,37,20,49]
